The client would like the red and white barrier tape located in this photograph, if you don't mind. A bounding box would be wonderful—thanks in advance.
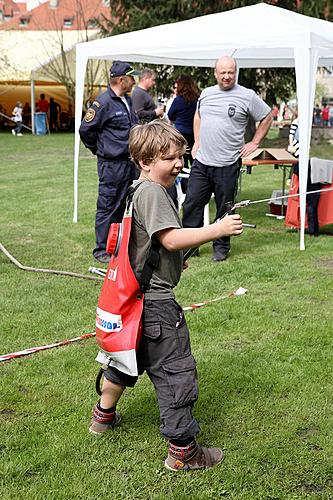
[0,333,95,362]
[0,287,247,362]
[182,286,247,310]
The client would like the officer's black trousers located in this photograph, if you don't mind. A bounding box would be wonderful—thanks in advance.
[94,158,138,258]
[182,158,240,254]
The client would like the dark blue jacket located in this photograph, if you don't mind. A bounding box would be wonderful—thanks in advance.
[79,86,138,160]
[167,95,197,135]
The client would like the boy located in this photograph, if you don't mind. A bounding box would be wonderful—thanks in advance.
[89,121,243,471]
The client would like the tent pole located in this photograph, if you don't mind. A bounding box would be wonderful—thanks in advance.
[30,76,35,135]
[294,47,319,250]
[73,49,88,223]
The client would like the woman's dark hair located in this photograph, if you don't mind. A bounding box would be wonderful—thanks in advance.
[175,75,200,103]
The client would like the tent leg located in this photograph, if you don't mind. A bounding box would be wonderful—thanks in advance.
[31,78,35,135]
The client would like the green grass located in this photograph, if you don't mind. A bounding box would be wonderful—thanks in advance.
[1,131,333,499]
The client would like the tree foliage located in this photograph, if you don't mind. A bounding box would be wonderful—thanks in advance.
[38,0,109,103]
[96,0,332,103]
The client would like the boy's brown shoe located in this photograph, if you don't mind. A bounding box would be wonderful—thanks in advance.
[89,404,121,436]
[164,440,224,471]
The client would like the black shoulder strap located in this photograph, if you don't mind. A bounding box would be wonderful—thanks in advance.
[137,238,160,293]
[126,183,140,210]
[127,182,160,293]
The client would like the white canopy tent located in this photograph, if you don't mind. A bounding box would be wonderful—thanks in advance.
[74,2,333,249]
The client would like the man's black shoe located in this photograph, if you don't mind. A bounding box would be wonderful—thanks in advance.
[94,252,111,264]
[212,251,229,262]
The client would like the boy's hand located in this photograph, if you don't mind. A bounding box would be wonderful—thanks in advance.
[217,214,243,237]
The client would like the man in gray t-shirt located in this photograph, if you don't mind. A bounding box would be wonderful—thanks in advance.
[183,56,272,262]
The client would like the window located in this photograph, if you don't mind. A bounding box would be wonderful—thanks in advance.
[19,16,30,26]
[63,17,73,28]
[87,18,98,28]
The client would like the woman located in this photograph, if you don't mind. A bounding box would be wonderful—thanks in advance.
[167,76,200,192]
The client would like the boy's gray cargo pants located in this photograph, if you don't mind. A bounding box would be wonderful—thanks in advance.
[104,298,200,441]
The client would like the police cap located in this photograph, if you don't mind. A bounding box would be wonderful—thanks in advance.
[109,61,139,77]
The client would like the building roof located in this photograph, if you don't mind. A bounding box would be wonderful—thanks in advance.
[0,0,110,30]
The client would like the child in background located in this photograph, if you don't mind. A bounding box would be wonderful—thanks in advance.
[89,121,243,471]
[11,101,23,136]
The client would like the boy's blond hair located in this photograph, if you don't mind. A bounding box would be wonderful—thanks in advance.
[129,120,187,168]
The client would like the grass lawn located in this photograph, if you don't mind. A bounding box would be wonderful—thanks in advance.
[1,130,333,499]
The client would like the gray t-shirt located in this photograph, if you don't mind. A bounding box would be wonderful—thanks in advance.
[131,86,156,123]
[129,180,182,300]
[196,84,271,166]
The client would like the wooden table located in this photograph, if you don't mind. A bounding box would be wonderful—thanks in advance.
[242,149,298,215]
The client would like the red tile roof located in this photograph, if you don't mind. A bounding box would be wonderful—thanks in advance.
[0,0,110,30]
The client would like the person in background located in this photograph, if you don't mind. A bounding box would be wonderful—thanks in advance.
[22,102,31,126]
[288,110,299,158]
[168,75,200,193]
[182,55,272,262]
[132,67,180,207]
[272,104,279,122]
[288,110,323,236]
[321,104,329,127]
[165,84,177,117]
[11,101,23,136]
[283,103,292,121]
[37,93,49,113]
[313,104,321,125]
[68,103,74,131]
[131,68,164,123]
[49,97,61,131]
[79,61,139,264]
[0,103,6,128]
[329,104,333,127]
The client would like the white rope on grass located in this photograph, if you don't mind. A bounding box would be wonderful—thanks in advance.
[0,242,103,282]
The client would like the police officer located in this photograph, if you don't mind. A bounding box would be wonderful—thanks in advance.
[79,61,139,263]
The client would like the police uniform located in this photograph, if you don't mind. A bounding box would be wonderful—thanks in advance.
[79,76,139,261]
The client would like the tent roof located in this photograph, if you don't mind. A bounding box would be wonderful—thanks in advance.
[76,3,333,68]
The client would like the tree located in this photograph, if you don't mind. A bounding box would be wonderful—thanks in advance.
[297,1,333,20]
[36,0,109,104]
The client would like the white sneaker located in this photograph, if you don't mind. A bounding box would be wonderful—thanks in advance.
[11,129,16,136]
[17,133,23,136]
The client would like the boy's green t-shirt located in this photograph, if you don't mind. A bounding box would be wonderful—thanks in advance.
[129,179,183,300]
